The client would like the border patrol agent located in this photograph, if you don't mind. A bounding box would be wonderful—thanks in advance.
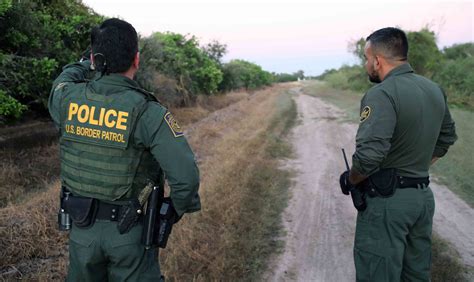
[339,27,457,281]
[48,18,200,281]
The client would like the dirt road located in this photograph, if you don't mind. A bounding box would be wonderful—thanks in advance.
[265,88,474,281]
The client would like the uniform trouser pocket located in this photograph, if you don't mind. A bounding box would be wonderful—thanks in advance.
[401,187,434,281]
[354,196,406,282]
[103,222,161,281]
[67,225,107,282]
[354,197,388,281]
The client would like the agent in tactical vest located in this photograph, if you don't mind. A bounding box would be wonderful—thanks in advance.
[49,18,201,281]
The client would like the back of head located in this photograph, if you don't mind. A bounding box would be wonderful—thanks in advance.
[366,27,408,62]
[91,18,138,74]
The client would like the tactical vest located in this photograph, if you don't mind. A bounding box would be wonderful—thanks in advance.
[58,81,160,201]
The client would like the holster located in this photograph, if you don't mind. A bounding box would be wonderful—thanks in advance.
[63,195,97,228]
[117,199,142,234]
[360,168,430,199]
[365,168,398,198]
[156,197,176,248]
[142,186,177,249]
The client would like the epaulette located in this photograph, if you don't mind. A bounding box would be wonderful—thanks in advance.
[135,87,159,103]
[127,85,166,106]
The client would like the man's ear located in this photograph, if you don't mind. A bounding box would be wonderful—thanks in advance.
[133,52,140,69]
[373,55,381,70]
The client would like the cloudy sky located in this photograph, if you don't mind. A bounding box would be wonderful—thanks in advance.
[82,0,473,75]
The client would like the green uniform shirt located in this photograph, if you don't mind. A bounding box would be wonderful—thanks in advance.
[49,61,200,215]
[352,63,457,178]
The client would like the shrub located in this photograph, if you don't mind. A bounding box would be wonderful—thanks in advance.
[136,33,223,106]
[0,0,102,121]
[325,28,472,109]
[219,60,273,92]
[434,56,474,107]
[0,90,27,122]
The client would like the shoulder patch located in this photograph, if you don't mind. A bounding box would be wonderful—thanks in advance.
[360,106,371,123]
[164,112,184,137]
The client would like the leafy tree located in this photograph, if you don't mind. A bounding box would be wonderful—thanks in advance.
[202,40,227,65]
[0,0,12,16]
[406,28,442,76]
[219,59,272,91]
[136,32,223,105]
[434,48,474,107]
[325,27,473,109]
[0,1,273,120]
[0,0,102,122]
[348,37,366,64]
[442,43,474,60]
[273,71,305,83]
[295,70,305,80]
[274,73,298,83]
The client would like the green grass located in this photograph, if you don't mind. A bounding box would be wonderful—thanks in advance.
[266,91,297,159]
[431,234,470,281]
[430,107,474,207]
[242,88,297,279]
[301,80,362,123]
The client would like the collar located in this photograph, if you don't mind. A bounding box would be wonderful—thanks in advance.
[383,63,414,80]
[94,73,140,89]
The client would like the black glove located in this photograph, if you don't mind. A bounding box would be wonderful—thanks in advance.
[339,170,354,195]
[173,212,183,224]
[166,199,182,224]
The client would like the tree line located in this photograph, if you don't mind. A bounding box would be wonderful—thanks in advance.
[0,0,303,123]
[317,28,474,109]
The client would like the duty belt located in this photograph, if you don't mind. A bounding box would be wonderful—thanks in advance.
[95,201,124,221]
[63,190,127,221]
[397,175,430,189]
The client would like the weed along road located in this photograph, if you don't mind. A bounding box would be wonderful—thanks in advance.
[265,85,474,281]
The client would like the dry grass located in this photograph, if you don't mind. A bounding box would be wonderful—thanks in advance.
[0,143,60,208]
[160,84,296,280]
[170,91,249,126]
[0,181,68,280]
[0,85,296,280]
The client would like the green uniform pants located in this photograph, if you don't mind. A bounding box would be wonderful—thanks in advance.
[67,220,162,282]
[354,186,435,282]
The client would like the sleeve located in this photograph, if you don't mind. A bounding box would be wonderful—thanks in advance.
[352,89,397,176]
[135,103,201,216]
[48,60,93,127]
[432,92,457,158]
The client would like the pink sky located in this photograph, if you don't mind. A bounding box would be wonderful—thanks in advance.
[83,0,473,75]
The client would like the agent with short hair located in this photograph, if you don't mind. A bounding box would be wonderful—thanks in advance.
[49,18,201,281]
[340,27,457,281]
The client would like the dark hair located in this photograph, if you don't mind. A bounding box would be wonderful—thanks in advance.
[366,27,408,61]
[91,18,138,74]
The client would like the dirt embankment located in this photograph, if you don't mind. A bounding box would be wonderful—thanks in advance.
[265,88,474,281]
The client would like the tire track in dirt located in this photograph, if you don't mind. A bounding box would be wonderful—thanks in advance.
[265,87,474,281]
[265,90,358,281]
